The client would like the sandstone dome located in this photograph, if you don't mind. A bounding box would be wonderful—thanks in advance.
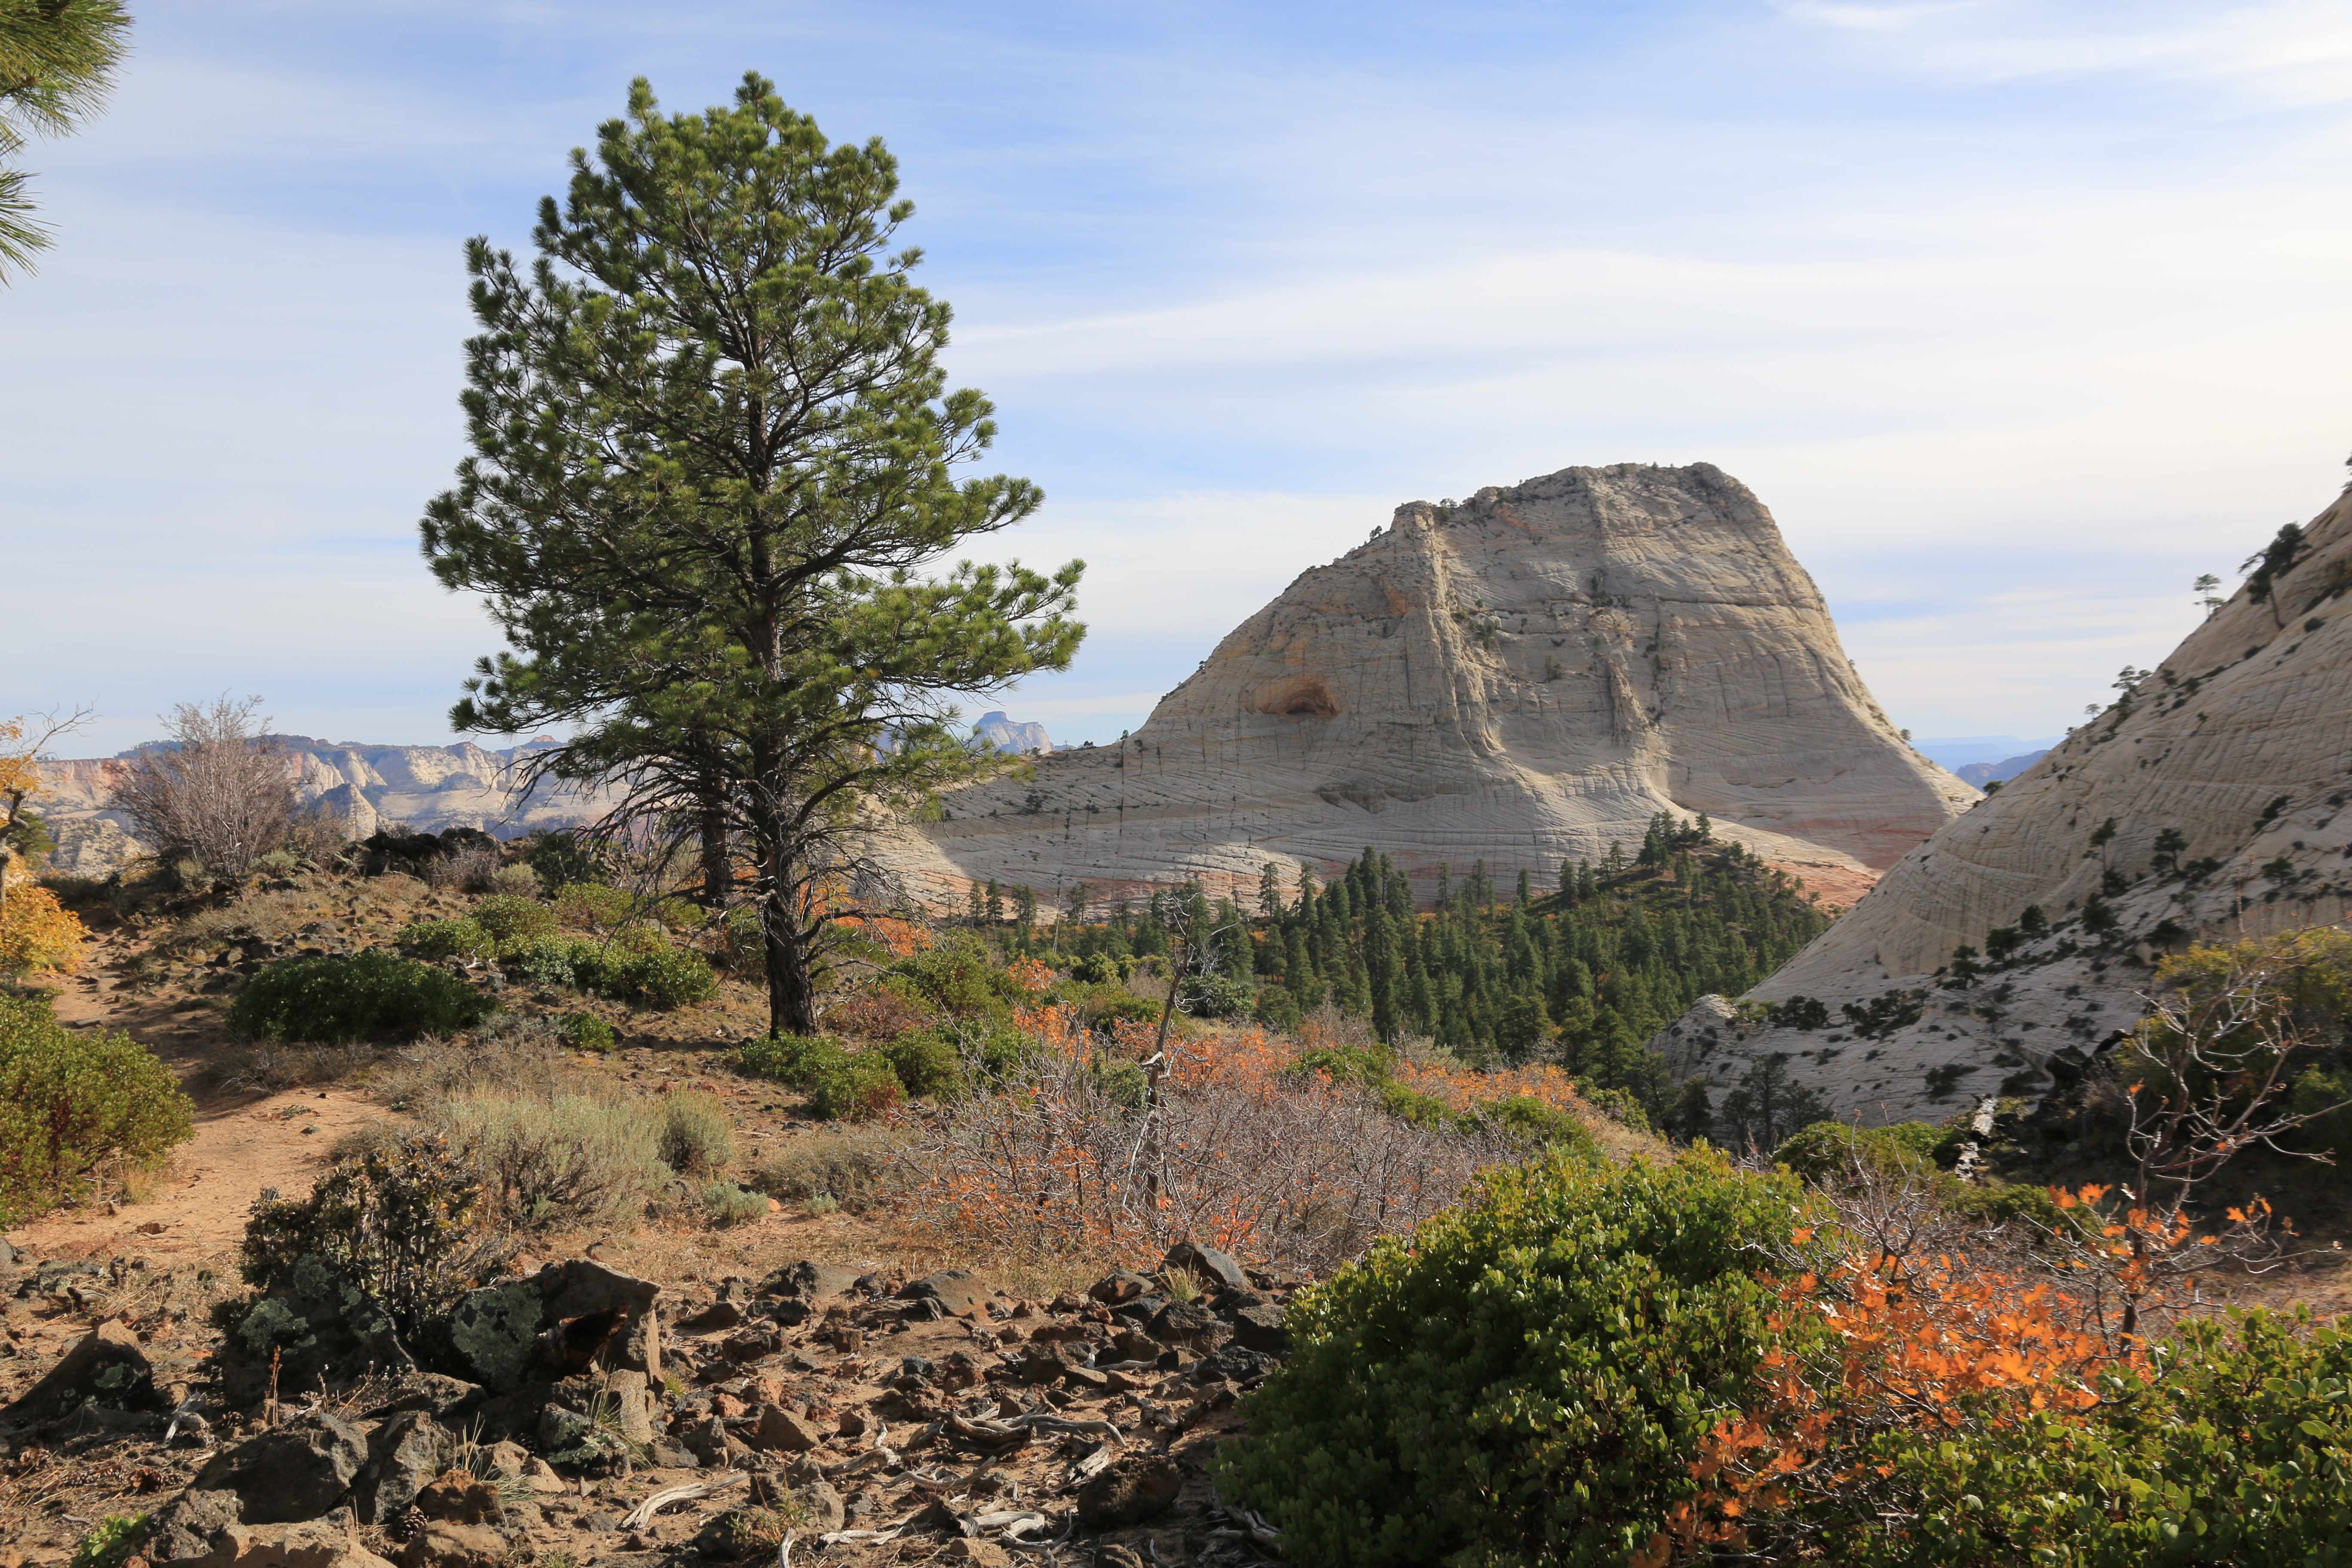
[876,462,1975,907]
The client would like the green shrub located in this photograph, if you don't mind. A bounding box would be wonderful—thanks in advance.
[657,1090,736,1176]
[508,933,602,989]
[1219,1150,1807,1568]
[1472,1094,1596,1151]
[882,1029,965,1099]
[238,1134,489,1338]
[1072,950,1129,984]
[1378,1081,1454,1130]
[610,943,717,1008]
[807,1053,904,1121]
[888,937,1022,1018]
[523,831,601,891]
[699,1179,767,1228]
[396,917,498,964]
[738,1032,900,1119]
[556,1011,618,1052]
[1085,992,1162,1037]
[1179,970,1254,1018]
[738,1032,840,1084]
[0,995,194,1226]
[1813,1310,2352,1565]
[231,951,491,1043]
[1289,1045,1390,1087]
[554,882,633,932]
[1090,1054,1149,1111]
[432,1087,663,1228]
[470,894,556,945]
[488,862,542,898]
[1773,1119,1943,1184]
[747,1129,901,1213]
[649,896,703,932]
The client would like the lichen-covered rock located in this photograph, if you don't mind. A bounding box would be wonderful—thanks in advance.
[350,1411,447,1526]
[0,1320,160,1421]
[213,1257,409,1406]
[444,1260,660,1393]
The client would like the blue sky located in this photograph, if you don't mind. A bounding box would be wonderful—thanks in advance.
[6,0,2350,757]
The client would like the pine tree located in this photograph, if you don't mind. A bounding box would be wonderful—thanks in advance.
[0,0,130,279]
[422,75,1082,1035]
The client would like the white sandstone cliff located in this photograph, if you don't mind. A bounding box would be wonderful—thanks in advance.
[1657,482,2352,1126]
[876,462,1974,908]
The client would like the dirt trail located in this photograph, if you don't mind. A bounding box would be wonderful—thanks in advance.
[8,940,384,1266]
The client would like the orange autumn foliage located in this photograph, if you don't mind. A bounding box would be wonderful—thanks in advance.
[1647,1241,2142,1564]
[905,1008,1515,1273]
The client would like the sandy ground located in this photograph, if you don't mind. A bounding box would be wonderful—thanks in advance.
[8,950,383,1268]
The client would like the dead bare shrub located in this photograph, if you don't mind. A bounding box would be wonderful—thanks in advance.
[109,695,297,882]
[903,1014,1522,1274]
[424,839,502,893]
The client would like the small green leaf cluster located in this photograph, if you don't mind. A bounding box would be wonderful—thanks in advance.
[230,950,492,1043]
[1218,1150,1807,1568]
[0,995,194,1226]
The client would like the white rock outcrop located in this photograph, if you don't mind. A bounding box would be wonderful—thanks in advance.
[32,737,612,876]
[1658,481,2352,1125]
[876,462,1974,907]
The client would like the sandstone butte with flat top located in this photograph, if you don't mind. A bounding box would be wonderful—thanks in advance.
[874,461,1977,910]
[1657,478,2352,1125]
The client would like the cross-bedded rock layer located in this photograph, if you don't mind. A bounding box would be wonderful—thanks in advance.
[1657,481,2352,1125]
[878,462,1974,907]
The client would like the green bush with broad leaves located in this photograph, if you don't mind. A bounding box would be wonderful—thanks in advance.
[609,942,717,1008]
[1217,1149,1807,1568]
[230,950,491,1043]
[738,1032,903,1120]
[882,1029,965,1099]
[469,894,557,945]
[556,1011,618,1052]
[0,994,193,1226]
[1807,1310,2352,1566]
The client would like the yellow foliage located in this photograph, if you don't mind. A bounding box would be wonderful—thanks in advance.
[0,716,36,805]
[0,884,86,976]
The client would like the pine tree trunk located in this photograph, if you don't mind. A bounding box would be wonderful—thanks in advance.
[762,884,819,1037]
[699,801,729,906]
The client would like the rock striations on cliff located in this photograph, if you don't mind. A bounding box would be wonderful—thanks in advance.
[877,462,1975,907]
[1657,482,2352,1126]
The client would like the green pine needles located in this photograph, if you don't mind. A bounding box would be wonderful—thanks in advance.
[420,74,1082,1035]
[0,0,131,278]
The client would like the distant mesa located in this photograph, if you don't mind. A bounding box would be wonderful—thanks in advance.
[34,735,612,876]
[875,461,1977,908]
[1954,749,2049,787]
[1658,481,2352,1124]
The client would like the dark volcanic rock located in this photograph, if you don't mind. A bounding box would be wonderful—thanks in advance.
[190,1412,368,1524]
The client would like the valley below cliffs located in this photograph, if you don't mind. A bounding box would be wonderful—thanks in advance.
[875,461,1975,909]
[1658,483,2352,1126]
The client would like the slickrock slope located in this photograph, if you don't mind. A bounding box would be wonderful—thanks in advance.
[878,462,1974,906]
[1658,484,2352,1125]
[33,738,612,875]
